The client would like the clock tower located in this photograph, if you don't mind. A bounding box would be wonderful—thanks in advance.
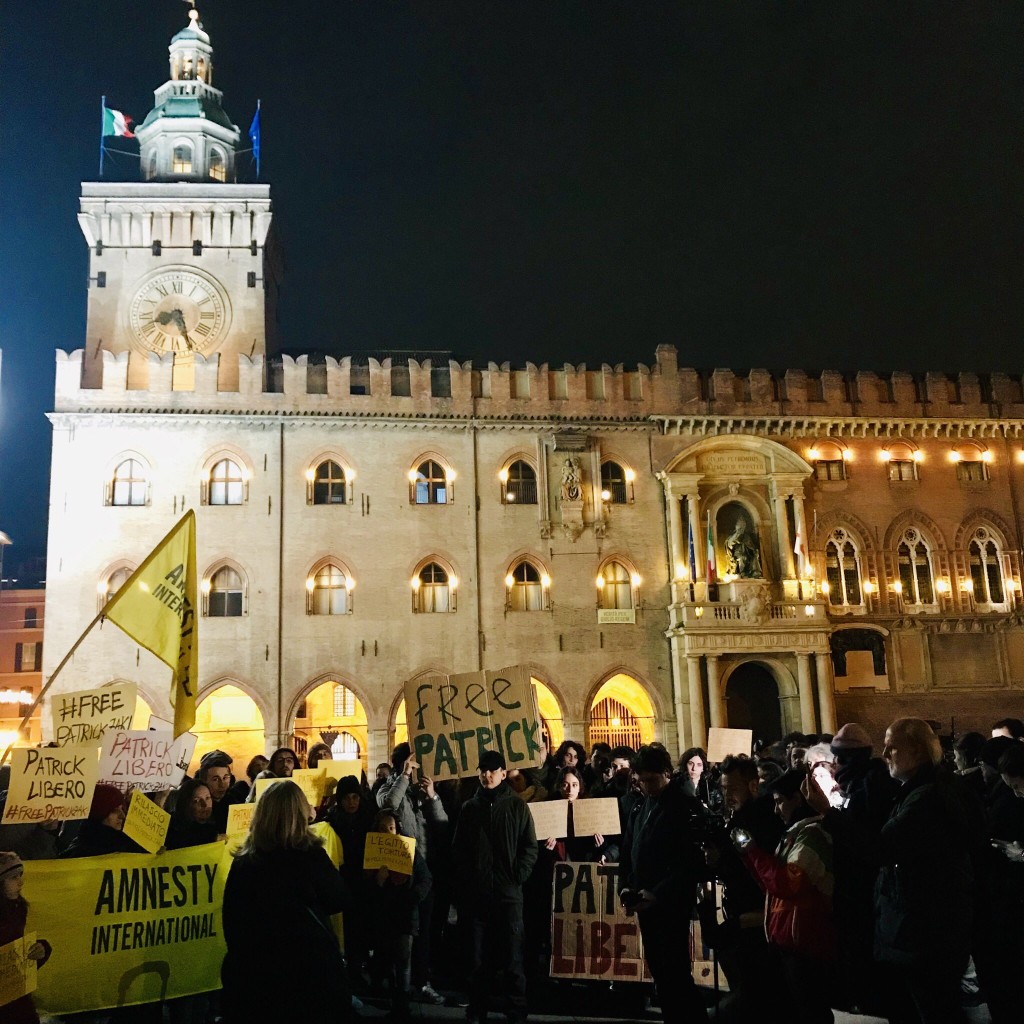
[77,7,280,391]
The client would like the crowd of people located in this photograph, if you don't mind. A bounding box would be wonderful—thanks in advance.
[0,714,1022,1023]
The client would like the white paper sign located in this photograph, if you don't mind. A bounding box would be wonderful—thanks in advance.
[528,800,568,840]
[97,729,178,793]
[706,727,753,764]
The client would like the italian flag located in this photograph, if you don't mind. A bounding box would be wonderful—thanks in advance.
[102,107,134,138]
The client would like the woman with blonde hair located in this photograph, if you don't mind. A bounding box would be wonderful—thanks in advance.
[221,780,352,1022]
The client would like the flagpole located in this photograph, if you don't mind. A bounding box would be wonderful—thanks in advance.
[255,98,261,179]
[99,95,106,177]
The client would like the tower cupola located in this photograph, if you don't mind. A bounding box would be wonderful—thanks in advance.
[135,7,241,183]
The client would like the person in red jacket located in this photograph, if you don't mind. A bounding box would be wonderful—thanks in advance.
[735,768,838,1024]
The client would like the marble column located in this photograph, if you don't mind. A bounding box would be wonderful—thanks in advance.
[796,653,817,733]
[687,655,707,749]
[707,655,727,729]
[815,652,837,733]
[773,485,796,578]
[686,494,703,581]
[793,490,810,575]
[666,485,684,576]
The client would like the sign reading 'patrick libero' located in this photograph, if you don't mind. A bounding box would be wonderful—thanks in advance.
[696,452,767,475]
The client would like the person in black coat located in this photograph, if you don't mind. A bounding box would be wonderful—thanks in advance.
[59,784,145,858]
[166,779,220,850]
[618,744,708,1022]
[221,780,351,1023]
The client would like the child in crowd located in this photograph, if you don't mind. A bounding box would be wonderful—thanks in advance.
[0,852,52,1024]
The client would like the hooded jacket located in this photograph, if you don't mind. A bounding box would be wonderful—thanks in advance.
[376,771,448,861]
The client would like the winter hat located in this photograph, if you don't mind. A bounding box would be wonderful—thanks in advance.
[89,784,126,822]
[830,723,873,752]
[336,775,362,797]
[980,736,1015,770]
[478,750,506,772]
[199,749,232,772]
[769,768,807,799]
[0,851,23,880]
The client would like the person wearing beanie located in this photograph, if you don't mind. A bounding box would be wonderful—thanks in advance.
[59,785,144,858]
[452,750,537,1024]
[0,851,53,1024]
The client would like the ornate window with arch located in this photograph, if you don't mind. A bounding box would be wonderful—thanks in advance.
[824,528,863,608]
[410,459,453,505]
[896,527,935,606]
[505,559,550,611]
[205,458,246,506]
[412,561,456,613]
[307,562,354,615]
[600,460,634,503]
[109,458,148,507]
[499,460,537,504]
[209,147,226,182]
[308,459,353,506]
[597,559,637,610]
[205,565,244,617]
[968,527,1005,605]
[172,144,193,175]
[97,565,134,610]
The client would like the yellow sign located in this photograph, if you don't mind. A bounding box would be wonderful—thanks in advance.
[225,802,255,837]
[363,832,416,875]
[291,767,327,805]
[0,931,37,1009]
[51,683,138,746]
[255,774,320,807]
[1,744,99,825]
[121,791,171,854]
[404,664,543,780]
[104,511,198,737]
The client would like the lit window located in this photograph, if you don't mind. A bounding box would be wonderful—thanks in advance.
[208,566,243,617]
[598,560,634,610]
[14,642,41,673]
[413,460,449,505]
[953,445,990,482]
[172,145,193,175]
[111,459,147,506]
[501,460,537,504]
[330,731,360,759]
[885,443,919,481]
[601,461,630,503]
[332,684,356,718]
[897,528,934,605]
[312,460,347,505]
[310,563,350,615]
[209,148,226,182]
[969,529,1004,605]
[824,529,863,607]
[811,442,847,481]
[414,562,454,612]
[507,561,546,611]
[209,459,245,506]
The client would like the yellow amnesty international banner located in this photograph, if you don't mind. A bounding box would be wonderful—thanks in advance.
[122,791,171,854]
[104,511,198,738]
[0,931,37,1009]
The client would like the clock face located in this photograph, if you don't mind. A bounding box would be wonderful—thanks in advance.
[128,270,230,354]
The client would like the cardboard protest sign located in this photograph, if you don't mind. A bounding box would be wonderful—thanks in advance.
[169,733,197,785]
[404,664,543,780]
[570,798,621,837]
[550,862,651,982]
[363,832,416,876]
[121,791,171,854]
[51,683,137,746]
[0,931,37,1008]
[98,730,178,794]
[22,823,344,1015]
[226,802,255,837]
[706,727,753,764]
[528,800,569,840]
[2,744,99,824]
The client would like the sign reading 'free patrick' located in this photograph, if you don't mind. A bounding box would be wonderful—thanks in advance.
[404,665,544,780]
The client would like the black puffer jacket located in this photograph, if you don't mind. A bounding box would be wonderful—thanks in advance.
[453,781,538,906]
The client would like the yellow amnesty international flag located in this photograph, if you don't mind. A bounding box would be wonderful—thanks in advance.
[104,511,198,738]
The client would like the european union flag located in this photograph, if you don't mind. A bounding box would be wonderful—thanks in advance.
[248,102,261,178]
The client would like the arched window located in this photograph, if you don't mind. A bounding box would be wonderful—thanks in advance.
[98,566,134,609]
[110,459,147,507]
[330,732,360,759]
[598,560,634,610]
[308,563,352,615]
[600,461,632,503]
[413,561,455,613]
[506,560,549,611]
[968,527,1005,605]
[500,460,537,504]
[209,147,226,182]
[824,528,863,607]
[952,444,991,482]
[310,460,348,505]
[411,460,451,505]
[810,441,847,481]
[897,527,935,605]
[207,566,243,617]
[172,144,193,175]
[332,684,356,718]
[147,153,158,180]
[884,442,920,482]
[208,459,245,505]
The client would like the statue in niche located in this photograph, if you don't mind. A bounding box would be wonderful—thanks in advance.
[560,457,582,503]
[724,513,763,578]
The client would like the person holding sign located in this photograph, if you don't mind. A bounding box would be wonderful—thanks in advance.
[0,852,51,1024]
[59,785,144,859]
[222,781,352,1023]
[541,768,610,862]
[452,750,537,1024]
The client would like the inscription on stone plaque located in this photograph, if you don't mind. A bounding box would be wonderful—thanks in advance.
[697,452,767,475]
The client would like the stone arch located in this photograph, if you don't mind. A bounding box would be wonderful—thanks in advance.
[583,667,663,748]
[814,510,876,553]
[285,671,377,727]
[720,656,801,740]
[287,673,371,772]
[883,508,948,551]
[705,489,774,579]
[954,508,1014,551]
[662,433,814,477]
[194,677,268,769]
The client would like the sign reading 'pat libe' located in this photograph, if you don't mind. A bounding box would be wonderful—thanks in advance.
[404,665,543,780]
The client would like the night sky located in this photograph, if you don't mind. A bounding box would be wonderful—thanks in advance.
[0,2,1020,574]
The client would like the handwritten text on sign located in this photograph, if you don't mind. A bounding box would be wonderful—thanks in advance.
[405,665,543,780]
[51,683,137,746]
[122,791,171,854]
[1,745,99,824]
[98,731,178,794]
[363,832,416,875]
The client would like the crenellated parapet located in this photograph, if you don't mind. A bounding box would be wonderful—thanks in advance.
[54,345,1024,426]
